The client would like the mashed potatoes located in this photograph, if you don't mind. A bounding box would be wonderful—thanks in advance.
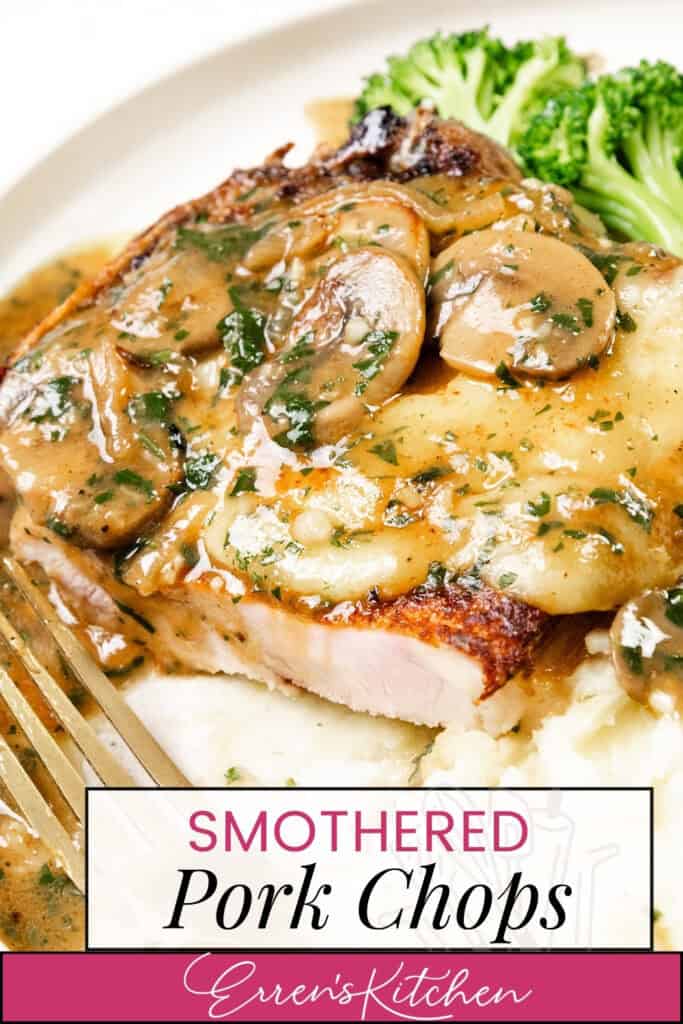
[420,638,683,950]
[26,630,682,952]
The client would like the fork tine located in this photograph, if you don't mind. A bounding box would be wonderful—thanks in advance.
[0,663,85,821]
[3,556,189,787]
[0,607,133,788]
[0,734,85,891]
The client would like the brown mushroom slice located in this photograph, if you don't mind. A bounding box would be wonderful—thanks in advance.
[237,248,425,447]
[110,239,235,356]
[333,200,430,281]
[293,180,467,237]
[244,217,330,272]
[610,586,683,711]
[246,197,430,280]
[0,336,182,548]
[430,229,617,380]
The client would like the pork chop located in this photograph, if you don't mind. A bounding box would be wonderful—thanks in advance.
[2,109,682,726]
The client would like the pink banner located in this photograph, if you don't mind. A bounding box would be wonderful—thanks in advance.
[2,951,680,1021]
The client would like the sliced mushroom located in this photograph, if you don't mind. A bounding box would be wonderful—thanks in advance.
[110,240,235,356]
[237,248,425,447]
[245,194,430,281]
[430,229,617,380]
[333,200,430,281]
[294,180,497,236]
[610,586,683,710]
[244,217,329,272]
[0,336,182,548]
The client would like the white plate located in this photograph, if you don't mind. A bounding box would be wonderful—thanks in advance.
[1,0,680,294]
[0,0,680,789]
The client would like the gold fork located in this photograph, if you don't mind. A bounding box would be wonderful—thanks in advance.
[0,555,189,892]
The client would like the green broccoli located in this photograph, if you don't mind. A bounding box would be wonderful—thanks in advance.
[354,28,586,148]
[518,62,683,253]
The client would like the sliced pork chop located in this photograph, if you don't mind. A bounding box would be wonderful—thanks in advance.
[11,511,544,727]
[3,109,681,726]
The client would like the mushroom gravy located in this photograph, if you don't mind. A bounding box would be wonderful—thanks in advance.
[0,245,115,951]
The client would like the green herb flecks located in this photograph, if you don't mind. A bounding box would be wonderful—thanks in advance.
[353,330,398,395]
[46,516,73,539]
[114,468,156,501]
[527,492,551,517]
[230,467,258,495]
[370,439,398,465]
[175,220,273,262]
[589,485,654,532]
[218,286,268,383]
[29,376,77,423]
[529,292,552,313]
[495,361,521,389]
[184,452,220,491]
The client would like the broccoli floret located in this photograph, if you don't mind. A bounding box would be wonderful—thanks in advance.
[617,61,683,213]
[519,64,683,254]
[354,28,586,147]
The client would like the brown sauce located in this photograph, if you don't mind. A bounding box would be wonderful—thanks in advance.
[0,244,115,951]
[305,97,355,147]
[0,244,114,365]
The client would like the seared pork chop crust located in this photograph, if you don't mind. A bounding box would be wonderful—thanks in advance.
[346,582,548,696]
[11,108,520,364]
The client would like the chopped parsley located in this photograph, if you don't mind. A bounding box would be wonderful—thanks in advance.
[551,311,581,334]
[370,439,398,465]
[576,297,594,327]
[180,542,200,568]
[428,259,454,288]
[114,468,156,500]
[46,516,73,538]
[527,492,551,517]
[495,361,520,389]
[128,391,172,422]
[218,286,267,382]
[184,452,220,490]
[267,390,327,451]
[230,467,257,495]
[29,376,77,423]
[175,220,272,262]
[353,330,398,395]
[412,466,447,487]
[616,309,637,333]
[589,485,653,532]
[665,588,683,628]
[529,292,551,313]
[281,332,314,363]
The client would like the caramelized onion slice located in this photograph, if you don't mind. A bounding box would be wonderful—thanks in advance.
[611,586,683,709]
[237,248,425,447]
[430,229,617,380]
